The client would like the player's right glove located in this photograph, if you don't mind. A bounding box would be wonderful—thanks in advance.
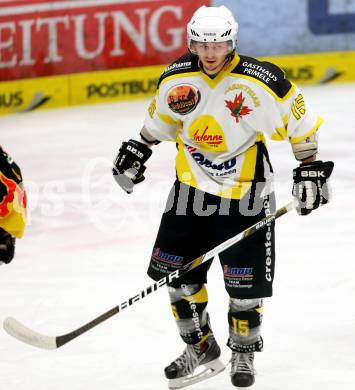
[0,227,16,265]
[292,160,334,216]
[112,139,152,194]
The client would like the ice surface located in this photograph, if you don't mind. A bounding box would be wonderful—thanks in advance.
[1,83,355,390]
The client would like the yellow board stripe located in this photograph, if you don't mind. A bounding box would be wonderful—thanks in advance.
[2,51,355,117]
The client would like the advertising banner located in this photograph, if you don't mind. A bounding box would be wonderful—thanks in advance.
[0,63,167,115]
[71,63,166,105]
[0,0,208,81]
[0,75,69,114]
[214,0,355,56]
[1,0,355,117]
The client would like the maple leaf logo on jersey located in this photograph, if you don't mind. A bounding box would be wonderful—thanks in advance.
[225,92,252,123]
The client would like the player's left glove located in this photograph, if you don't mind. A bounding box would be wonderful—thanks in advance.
[112,139,152,194]
[292,160,334,216]
[0,227,16,265]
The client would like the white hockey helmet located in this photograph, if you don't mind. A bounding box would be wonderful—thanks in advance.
[187,5,238,54]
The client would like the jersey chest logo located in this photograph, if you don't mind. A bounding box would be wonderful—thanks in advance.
[188,115,227,152]
[225,92,252,123]
[167,84,200,115]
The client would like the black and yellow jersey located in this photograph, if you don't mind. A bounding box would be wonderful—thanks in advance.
[0,146,27,238]
[144,52,322,199]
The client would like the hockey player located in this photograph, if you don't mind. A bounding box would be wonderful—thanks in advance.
[0,146,27,265]
[113,5,334,388]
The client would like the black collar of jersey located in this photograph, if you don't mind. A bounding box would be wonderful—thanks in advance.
[157,52,241,88]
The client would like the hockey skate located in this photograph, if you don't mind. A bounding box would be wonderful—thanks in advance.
[230,352,255,387]
[164,334,225,389]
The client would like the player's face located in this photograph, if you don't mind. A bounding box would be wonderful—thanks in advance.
[192,41,231,75]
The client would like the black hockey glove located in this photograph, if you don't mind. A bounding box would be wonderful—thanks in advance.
[292,160,334,216]
[0,227,16,264]
[113,139,152,194]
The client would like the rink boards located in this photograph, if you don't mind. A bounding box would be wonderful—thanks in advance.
[1,50,355,116]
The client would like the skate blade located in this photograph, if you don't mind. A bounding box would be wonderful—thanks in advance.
[168,358,225,389]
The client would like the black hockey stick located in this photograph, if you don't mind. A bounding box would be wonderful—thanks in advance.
[3,201,294,350]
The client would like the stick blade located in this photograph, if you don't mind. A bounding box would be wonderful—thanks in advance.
[3,317,57,350]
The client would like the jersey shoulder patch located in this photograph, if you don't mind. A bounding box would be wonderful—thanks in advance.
[233,55,292,98]
[157,52,199,88]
